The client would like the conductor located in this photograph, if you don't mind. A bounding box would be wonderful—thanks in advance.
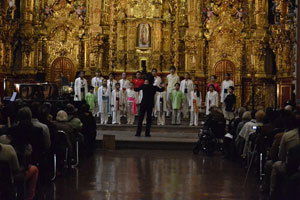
[134,73,165,137]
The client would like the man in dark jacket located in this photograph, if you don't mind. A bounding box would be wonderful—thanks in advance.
[134,73,165,137]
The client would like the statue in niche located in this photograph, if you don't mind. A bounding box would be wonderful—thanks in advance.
[236,8,246,22]
[204,7,214,23]
[137,24,151,48]
[74,5,86,21]
[271,0,280,24]
[44,4,53,19]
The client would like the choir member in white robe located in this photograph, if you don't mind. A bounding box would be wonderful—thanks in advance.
[155,90,167,125]
[152,68,162,117]
[91,71,103,94]
[107,73,117,115]
[126,83,138,125]
[206,85,219,115]
[74,71,88,101]
[221,73,234,111]
[119,72,130,117]
[180,72,194,119]
[98,80,111,124]
[189,85,202,126]
[166,66,180,117]
[111,83,124,125]
[91,71,103,116]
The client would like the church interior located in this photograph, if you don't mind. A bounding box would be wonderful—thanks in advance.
[0,0,298,107]
[0,0,300,200]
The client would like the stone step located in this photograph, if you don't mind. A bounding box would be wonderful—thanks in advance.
[96,130,199,150]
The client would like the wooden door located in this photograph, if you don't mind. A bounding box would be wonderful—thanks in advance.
[214,60,235,83]
[51,57,74,83]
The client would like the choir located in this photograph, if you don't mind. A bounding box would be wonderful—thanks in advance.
[74,67,236,125]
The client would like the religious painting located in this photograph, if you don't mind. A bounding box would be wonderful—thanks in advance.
[137,24,151,48]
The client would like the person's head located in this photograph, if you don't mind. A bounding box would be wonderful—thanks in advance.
[40,103,51,122]
[170,66,176,74]
[194,84,199,91]
[102,79,107,87]
[152,68,158,77]
[18,107,32,123]
[80,104,90,113]
[225,73,231,81]
[209,84,215,92]
[237,107,246,119]
[242,111,252,122]
[211,75,217,83]
[109,73,114,80]
[144,80,149,85]
[122,72,126,79]
[56,110,68,122]
[284,105,293,111]
[95,70,100,77]
[136,71,142,79]
[115,83,120,90]
[89,87,93,93]
[229,86,234,94]
[145,72,154,85]
[184,72,190,80]
[65,103,78,115]
[129,82,134,89]
[30,102,41,119]
[255,110,266,123]
[79,71,85,79]
[175,83,180,90]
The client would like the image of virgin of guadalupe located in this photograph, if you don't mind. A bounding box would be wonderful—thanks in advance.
[137,24,151,48]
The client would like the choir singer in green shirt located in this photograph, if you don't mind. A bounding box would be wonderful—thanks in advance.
[170,83,185,125]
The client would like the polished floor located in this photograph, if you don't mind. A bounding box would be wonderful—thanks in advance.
[41,150,260,200]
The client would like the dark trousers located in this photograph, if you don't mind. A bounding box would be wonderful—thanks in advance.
[136,106,153,136]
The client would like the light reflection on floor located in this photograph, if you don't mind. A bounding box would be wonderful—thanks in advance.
[40,150,260,200]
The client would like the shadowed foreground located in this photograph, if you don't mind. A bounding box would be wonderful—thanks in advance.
[41,150,260,200]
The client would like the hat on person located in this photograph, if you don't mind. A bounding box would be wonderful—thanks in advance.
[65,103,78,114]
[56,110,68,122]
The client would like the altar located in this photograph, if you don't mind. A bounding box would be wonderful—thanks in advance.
[0,0,297,108]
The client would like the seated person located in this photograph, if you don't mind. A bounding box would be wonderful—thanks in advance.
[237,110,265,158]
[0,143,39,200]
[8,107,46,165]
[204,106,226,138]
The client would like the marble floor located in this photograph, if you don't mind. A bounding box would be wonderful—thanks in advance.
[40,149,260,200]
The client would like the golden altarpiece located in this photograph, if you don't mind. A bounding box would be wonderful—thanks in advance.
[0,0,297,108]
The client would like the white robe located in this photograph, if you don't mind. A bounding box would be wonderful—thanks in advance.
[98,86,111,113]
[166,74,180,93]
[221,80,234,103]
[74,77,88,101]
[91,76,103,95]
[205,91,219,115]
[119,79,130,90]
[111,90,125,112]
[107,79,117,93]
[189,91,202,112]
[180,79,194,103]
[155,91,167,112]
[153,76,162,86]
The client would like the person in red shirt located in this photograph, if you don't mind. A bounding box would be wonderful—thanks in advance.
[133,71,144,88]
[207,75,221,93]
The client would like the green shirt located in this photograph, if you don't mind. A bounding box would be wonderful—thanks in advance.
[170,90,184,109]
[85,92,97,110]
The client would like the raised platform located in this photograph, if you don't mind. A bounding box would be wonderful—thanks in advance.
[96,123,200,150]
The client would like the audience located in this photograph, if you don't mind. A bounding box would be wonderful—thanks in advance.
[30,102,51,150]
[0,96,300,200]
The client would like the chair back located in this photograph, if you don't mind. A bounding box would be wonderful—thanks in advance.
[56,130,69,149]
[0,161,15,199]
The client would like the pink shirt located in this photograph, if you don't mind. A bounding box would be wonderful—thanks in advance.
[207,83,221,93]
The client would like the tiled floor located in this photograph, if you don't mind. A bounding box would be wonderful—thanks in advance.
[40,149,260,200]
